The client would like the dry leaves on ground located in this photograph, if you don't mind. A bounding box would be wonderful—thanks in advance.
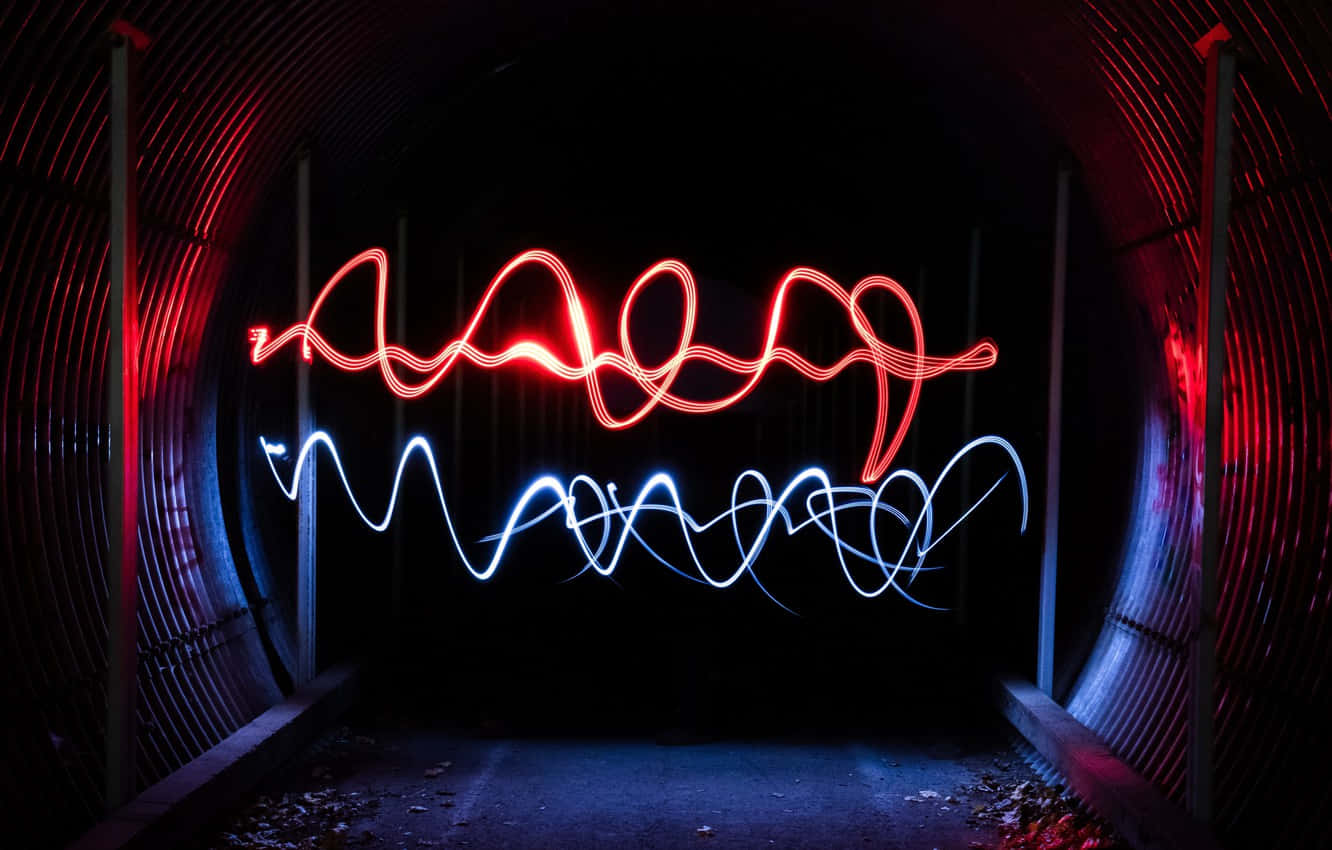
[209,789,380,850]
[963,776,1124,850]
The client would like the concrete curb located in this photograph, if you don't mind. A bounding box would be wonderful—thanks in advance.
[995,675,1223,850]
[69,660,364,850]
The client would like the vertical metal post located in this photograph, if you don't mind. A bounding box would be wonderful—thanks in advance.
[829,327,839,470]
[847,328,856,475]
[489,313,499,494]
[956,226,981,625]
[536,295,546,464]
[876,290,887,467]
[799,375,809,456]
[391,213,407,628]
[1192,27,1235,825]
[1038,160,1071,695]
[555,386,566,467]
[537,383,547,464]
[812,332,823,456]
[106,24,144,810]
[907,265,927,474]
[453,250,464,486]
[517,301,526,472]
[295,150,316,685]
[582,398,591,467]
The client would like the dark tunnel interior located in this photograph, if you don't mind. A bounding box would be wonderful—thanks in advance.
[1,1,1329,848]
[223,9,1136,733]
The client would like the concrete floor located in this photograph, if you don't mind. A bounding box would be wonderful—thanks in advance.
[199,723,1041,849]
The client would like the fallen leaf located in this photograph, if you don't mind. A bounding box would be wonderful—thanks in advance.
[407,805,428,813]
[696,825,715,838]
[424,767,444,778]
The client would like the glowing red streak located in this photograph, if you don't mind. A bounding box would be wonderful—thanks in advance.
[247,248,997,483]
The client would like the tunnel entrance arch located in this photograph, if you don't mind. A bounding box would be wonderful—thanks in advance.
[2,3,1328,847]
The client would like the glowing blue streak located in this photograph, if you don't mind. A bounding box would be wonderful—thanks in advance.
[258,432,1027,609]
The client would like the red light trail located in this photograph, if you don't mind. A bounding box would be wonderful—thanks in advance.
[248,248,998,483]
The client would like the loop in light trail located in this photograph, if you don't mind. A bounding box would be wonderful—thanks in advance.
[248,249,998,482]
[259,432,1027,610]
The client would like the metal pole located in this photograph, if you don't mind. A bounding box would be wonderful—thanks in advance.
[453,249,464,487]
[812,332,823,456]
[876,290,887,471]
[786,400,794,472]
[800,374,809,456]
[829,327,839,470]
[296,150,316,685]
[537,382,547,464]
[582,396,591,467]
[490,313,499,495]
[1038,160,1071,695]
[956,226,981,625]
[908,265,927,474]
[391,213,407,628]
[106,23,145,810]
[517,301,526,472]
[754,416,763,467]
[554,385,565,468]
[1192,26,1235,825]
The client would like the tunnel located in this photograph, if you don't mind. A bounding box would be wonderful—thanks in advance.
[2,1,1329,848]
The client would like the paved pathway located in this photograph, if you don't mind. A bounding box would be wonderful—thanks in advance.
[197,724,1039,849]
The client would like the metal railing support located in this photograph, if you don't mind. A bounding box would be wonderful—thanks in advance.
[907,266,927,473]
[1191,23,1235,825]
[106,20,148,811]
[391,213,407,627]
[296,150,317,685]
[956,226,981,625]
[1038,159,1071,694]
[453,250,465,484]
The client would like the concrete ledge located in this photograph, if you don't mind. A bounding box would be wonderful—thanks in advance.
[69,660,364,850]
[995,676,1222,850]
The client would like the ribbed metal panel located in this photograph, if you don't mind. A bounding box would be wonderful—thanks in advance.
[1023,2,1332,845]
[0,2,1327,848]
[0,1,441,843]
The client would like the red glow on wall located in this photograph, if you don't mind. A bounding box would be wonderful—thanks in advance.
[248,248,997,483]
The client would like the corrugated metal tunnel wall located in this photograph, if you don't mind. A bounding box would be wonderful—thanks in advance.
[0,1,1328,846]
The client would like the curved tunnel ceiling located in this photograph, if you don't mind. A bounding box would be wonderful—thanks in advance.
[1,1,1328,846]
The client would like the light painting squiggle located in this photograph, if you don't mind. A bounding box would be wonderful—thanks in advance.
[259,432,1027,610]
[248,249,997,483]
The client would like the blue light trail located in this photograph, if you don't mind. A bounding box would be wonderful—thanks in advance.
[259,432,1027,610]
